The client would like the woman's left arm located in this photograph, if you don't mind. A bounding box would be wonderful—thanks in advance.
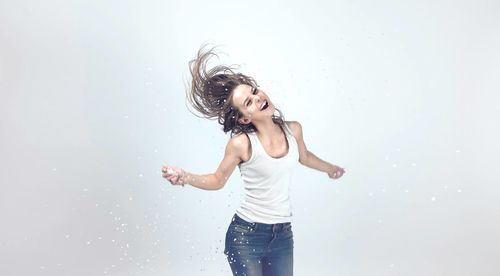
[288,121,345,180]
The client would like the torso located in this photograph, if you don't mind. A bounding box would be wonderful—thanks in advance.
[237,121,295,163]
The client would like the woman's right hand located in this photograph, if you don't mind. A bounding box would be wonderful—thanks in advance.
[161,165,186,186]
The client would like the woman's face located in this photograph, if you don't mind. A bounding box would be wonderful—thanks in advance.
[231,84,274,123]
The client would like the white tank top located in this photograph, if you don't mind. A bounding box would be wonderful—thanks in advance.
[236,122,300,224]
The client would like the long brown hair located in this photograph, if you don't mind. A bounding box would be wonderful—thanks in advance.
[186,44,286,137]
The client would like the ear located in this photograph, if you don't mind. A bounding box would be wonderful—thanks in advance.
[238,117,251,125]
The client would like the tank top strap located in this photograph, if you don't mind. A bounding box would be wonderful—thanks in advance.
[246,131,260,150]
[242,131,262,163]
[281,122,293,138]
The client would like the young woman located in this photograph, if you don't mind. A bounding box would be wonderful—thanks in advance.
[161,45,345,276]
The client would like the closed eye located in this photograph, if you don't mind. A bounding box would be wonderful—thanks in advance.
[246,87,258,106]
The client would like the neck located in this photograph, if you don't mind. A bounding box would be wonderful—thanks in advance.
[253,118,282,139]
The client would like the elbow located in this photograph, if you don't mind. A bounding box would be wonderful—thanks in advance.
[213,174,226,190]
[299,152,309,165]
[214,183,225,190]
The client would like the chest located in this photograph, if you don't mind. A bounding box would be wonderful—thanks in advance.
[241,133,290,162]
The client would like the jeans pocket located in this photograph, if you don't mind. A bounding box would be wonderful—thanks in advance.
[231,223,254,234]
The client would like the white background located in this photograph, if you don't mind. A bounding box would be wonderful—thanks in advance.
[1,0,499,275]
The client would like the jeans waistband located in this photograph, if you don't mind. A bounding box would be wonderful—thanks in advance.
[232,213,291,232]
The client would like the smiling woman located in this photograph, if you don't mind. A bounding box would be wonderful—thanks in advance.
[161,43,345,276]
[185,44,288,137]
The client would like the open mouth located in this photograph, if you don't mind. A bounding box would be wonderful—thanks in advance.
[260,100,269,110]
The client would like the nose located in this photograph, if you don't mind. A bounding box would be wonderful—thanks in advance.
[251,95,261,105]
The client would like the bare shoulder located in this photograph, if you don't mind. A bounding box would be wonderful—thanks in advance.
[226,132,251,162]
[285,120,303,139]
[228,132,249,150]
[285,120,308,163]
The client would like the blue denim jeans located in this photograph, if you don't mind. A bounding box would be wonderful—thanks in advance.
[224,213,294,276]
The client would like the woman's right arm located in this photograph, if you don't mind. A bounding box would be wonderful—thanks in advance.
[163,135,245,190]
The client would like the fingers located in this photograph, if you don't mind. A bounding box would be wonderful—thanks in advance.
[172,173,181,183]
[161,170,175,180]
[161,166,185,186]
[336,169,345,178]
[336,168,345,178]
[161,166,176,177]
[168,173,180,183]
[162,166,175,175]
[165,175,180,185]
[329,167,346,179]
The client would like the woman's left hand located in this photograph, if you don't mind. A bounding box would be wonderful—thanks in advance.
[328,165,345,180]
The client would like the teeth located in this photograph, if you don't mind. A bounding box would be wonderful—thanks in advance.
[261,101,267,110]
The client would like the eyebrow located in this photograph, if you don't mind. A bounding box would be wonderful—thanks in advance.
[242,87,256,107]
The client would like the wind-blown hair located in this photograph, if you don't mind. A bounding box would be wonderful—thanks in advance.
[186,44,286,137]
